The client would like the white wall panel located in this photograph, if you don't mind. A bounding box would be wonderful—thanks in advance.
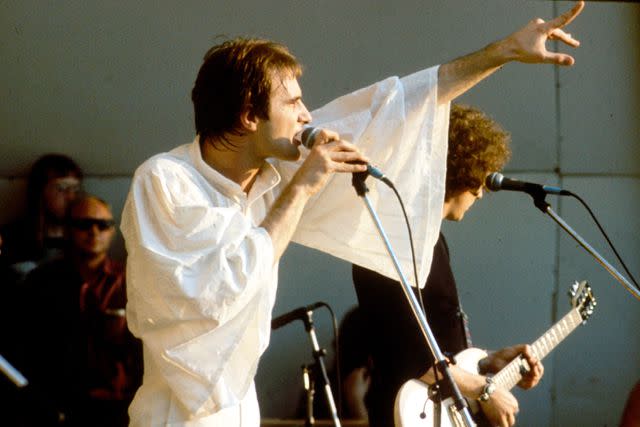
[559,3,640,175]
[554,176,640,427]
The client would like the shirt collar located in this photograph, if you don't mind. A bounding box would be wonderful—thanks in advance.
[188,137,281,206]
[248,159,280,206]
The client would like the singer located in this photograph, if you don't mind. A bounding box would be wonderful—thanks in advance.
[120,3,584,425]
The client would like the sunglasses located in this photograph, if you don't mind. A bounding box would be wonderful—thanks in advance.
[70,218,115,231]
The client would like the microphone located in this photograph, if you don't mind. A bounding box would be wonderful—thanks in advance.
[296,127,387,181]
[485,172,570,196]
[271,302,325,330]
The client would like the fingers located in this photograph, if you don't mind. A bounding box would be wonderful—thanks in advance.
[522,345,539,365]
[530,357,544,378]
[482,388,519,427]
[549,29,580,47]
[305,127,369,162]
[305,128,340,147]
[545,1,585,31]
[301,127,373,181]
[321,140,368,161]
[309,139,369,174]
[537,1,583,66]
[543,1,583,66]
[518,345,544,388]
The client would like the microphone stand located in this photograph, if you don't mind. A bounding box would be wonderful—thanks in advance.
[527,189,640,301]
[302,310,342,427]
[352,172,475,427]
[301,364,316,427]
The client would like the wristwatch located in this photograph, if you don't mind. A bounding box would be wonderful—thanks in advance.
[478,376,496,402]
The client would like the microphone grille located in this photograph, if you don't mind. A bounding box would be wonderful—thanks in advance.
[300,126,319,149]
[485,172,503,192]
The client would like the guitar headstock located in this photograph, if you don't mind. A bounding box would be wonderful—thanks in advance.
[569,280,597,323]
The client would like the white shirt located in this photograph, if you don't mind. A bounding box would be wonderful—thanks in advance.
[120,65,449,426]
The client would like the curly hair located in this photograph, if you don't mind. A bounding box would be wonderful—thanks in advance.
[446,104,511,200]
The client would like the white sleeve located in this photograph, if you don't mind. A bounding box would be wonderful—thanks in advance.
[121,156,275,416]
[288,65,450,287]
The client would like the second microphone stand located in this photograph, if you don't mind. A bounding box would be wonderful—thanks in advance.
[302,309,342,427]
[528,189,640,300]
[352,172,475,427]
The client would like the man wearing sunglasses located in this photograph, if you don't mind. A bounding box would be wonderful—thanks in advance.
[11,195,142,427]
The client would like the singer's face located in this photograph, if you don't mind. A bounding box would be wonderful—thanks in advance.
[443,186,483,221]
[253,73,312,161]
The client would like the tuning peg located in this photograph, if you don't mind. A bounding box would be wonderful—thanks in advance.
[569,281,579,297]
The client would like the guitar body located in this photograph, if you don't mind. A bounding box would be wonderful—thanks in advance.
[394,348,487,427]
[394,281,595,427]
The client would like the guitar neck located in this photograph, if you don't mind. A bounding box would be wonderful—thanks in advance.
[492,308,584,391]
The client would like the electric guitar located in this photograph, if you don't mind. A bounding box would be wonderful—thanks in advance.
[394,281,596,427]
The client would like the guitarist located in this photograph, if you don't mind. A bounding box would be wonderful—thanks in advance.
[352,104,544,427]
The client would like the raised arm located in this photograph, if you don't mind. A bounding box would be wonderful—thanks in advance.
[438,1,585,104]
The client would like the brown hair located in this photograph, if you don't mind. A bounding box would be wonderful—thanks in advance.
[27,153,84,250]
[446,104,511,200]
[191,37,302,149]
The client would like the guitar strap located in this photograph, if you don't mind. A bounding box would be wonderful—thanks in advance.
[457,305,473,348]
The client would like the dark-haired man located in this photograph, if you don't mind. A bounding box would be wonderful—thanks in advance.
[121,3,583,425]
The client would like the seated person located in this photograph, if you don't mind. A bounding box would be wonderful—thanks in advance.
[0,154,83,422]
[352,104,543,427]
[11,194,142,426]
[0,153,83,283]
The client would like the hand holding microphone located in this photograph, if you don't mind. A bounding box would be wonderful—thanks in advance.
[296,126,388,181]
[289,126,371,196]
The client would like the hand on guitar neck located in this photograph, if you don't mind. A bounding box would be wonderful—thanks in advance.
[478,344,544,426]
[478,344,544,390]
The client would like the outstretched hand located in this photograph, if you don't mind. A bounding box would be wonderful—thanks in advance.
[505,1,584,66]
[436,1,585,104]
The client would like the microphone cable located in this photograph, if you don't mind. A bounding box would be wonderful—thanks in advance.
[377,178,426,317]
[323,302,343,419]
[564,190,640,291]
[379,177,443,404]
